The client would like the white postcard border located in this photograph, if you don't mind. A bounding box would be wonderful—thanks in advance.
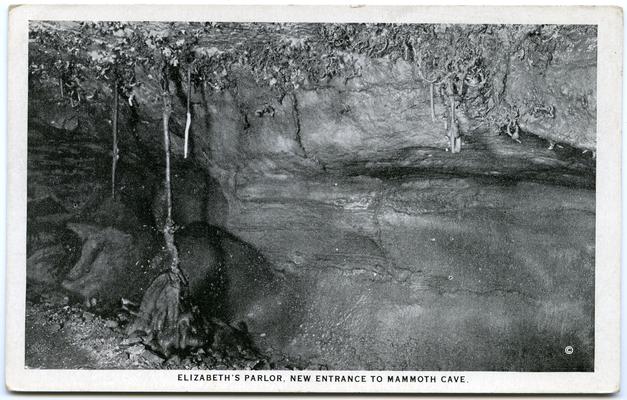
[6,4,622,393]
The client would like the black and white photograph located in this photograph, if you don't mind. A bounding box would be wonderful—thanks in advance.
[5,4,622,394]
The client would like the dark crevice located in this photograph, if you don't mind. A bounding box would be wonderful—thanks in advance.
[291,93,328,173]
[291,93,308,159]
[344,165,595,190]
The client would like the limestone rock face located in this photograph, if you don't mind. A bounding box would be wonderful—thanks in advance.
[217,173,595,370]
[505,29,597,150]
[294,60,448,168]
[28,27,597,182]
[83,197,142,232]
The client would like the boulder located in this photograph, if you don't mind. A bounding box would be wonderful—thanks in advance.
[61,223,158,309]
[27,244,68,284]
[174,223,225,318]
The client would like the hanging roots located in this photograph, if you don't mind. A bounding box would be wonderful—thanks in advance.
[506,120,521,144]
[184,112,191,158]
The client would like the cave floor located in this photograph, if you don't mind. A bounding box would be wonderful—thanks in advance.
[24,286,315,370]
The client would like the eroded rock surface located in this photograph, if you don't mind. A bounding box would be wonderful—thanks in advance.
[214,170,594,370]
[27,245,71,285]
[506,28,597,150]
[27,23,597,371]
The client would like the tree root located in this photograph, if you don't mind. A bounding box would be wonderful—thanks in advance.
[126,268,260,359]
[126,270,186,337]
[506,120,522,144]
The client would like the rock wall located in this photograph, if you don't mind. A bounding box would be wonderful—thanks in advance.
[216,175,595,370]
[27,25,597,370]
[505,27,597,150]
